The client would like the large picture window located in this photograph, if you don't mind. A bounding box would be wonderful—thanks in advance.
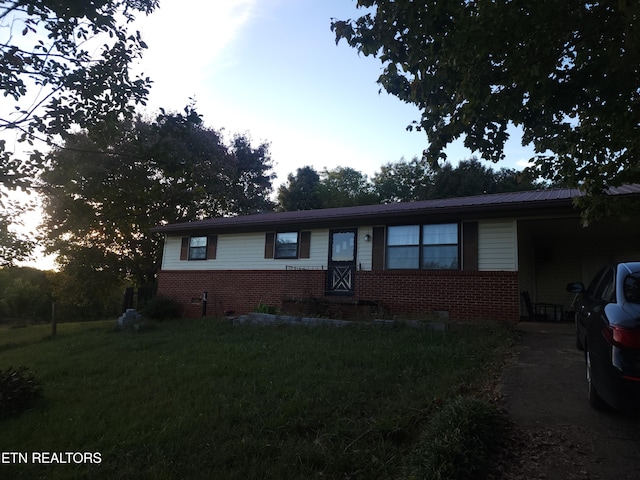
[386,224,459,270]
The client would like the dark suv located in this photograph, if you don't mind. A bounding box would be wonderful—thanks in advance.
[567,262,640,411]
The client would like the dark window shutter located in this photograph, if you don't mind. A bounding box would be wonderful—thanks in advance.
[299,231,311,259]
[462,222,479,271]
[180,237,189,261]
[207,235,218,259]
[372,227,385,270]
[264,232,275,259]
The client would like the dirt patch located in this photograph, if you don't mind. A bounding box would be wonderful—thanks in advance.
[498,322,640,479]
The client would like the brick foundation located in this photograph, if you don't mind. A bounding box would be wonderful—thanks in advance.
[157,269,520,322]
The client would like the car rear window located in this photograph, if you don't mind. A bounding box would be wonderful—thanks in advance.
[624,273,640,303]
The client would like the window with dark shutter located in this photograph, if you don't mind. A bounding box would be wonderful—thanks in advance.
[207,235,218,259]
[462,222,479,271]
[299,231,311,259]
[274,232,298,258]
[372,227,385,270]
[180,237,189,260]
[264,232,275,258]
[180,235,217,261]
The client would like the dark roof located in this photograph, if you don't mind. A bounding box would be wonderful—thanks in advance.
[152,185,640,234]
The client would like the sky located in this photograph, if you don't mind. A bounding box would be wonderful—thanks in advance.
[16,0,536,270]
[130,0,534,184]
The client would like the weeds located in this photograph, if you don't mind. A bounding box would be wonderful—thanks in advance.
[0,367,43,420]
[405,396,511,480]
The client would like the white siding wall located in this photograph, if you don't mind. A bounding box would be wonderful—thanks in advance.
[478,219,518,271]
[161,228,375,271]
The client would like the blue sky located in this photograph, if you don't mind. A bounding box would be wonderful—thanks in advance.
[133,0,534,186]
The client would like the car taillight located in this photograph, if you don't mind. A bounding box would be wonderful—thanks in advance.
[603,325,640,349]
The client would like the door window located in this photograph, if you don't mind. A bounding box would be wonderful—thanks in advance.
[331,232,355,262]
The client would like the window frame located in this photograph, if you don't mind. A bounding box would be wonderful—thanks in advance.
[274,231,300,259]
[180,235,217,261]
[188,236,208,260]
[385,223,460,271]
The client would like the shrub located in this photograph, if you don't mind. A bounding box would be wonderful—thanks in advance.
[255,302,277,314]
[141,295,182,321]
[0,367,43,420]
[406,397,510,480]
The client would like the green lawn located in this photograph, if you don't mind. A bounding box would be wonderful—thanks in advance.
[0,319,513,479]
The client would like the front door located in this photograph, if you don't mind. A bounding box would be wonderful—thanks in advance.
[327,229,357,295]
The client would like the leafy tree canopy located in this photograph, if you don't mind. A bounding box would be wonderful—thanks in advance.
[0,198,34,266]
[277,166,323,211]
[278,158,542,210]
[278,166,378,211]
[39,106,275,286]
[316,167,378,208]
[372,157,543,203]
[332,1,640,200]
[372,156,435,203]
[0,267,52,323]
[0,0,157,192]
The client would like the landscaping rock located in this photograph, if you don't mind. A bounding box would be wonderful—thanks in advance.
[117,309,142,330]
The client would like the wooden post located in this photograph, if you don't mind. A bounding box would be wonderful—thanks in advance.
[51,301,56,337]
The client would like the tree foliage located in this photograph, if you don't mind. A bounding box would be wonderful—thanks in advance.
[278,166,379,211]
[278,158,542,210]
[39,107,275,287]
[277,166,323,211]
[0,198,34,266]
[372,157,434,203]
[316,167,378,208]
[332,1,640,199]
[0,267,52,323]
[0,0,157,265]
[372,157,542,203]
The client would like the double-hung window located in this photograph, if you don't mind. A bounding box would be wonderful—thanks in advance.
[387,225,420,269]
[422,224,458,269]
[265,231,311,259]
[274,232,299,259]
[180,235,217,261]
[188,236,208,260]
[386,223,459,270]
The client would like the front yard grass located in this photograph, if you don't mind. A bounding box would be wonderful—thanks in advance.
[0,318,513,479]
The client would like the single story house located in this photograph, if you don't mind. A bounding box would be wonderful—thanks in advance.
[152,185,640,322]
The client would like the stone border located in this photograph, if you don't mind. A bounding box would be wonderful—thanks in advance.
[232,312,446,331]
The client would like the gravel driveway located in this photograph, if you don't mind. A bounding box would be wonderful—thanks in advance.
[500,322,640,479]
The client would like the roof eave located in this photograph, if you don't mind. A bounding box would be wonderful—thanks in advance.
[150,198,578,235]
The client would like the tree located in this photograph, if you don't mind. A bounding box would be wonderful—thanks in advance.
[431,159,499,199]
[0,0,157,265]
[372,157,542,202]
[277,166,323,211]
[332,1,640,205]
[372,157,434,203]
[0,267,53,323]
[39,107,275,288]
[1,0,157,189]
[226,134,276,215]
[316,167,377,208]
[0,199,34,266]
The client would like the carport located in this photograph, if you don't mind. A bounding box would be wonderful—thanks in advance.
[517,214,640,320]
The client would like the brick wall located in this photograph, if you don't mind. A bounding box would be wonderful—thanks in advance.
[157,269,520,322]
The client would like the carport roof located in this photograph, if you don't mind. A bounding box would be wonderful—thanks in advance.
[152,184,640,234]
